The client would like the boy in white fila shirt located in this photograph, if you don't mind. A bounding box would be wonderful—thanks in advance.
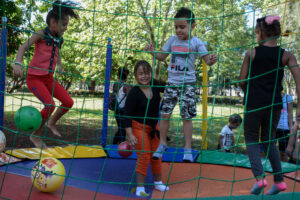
[145,7,217,162]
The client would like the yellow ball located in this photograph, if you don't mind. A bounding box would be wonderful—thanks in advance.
[31,157,65,192]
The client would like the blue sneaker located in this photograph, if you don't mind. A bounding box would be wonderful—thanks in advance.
[153,144,167,160]
[250,180,267,195]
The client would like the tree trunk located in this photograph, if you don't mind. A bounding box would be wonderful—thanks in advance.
[89,80,96,94]
[65,81,72,91]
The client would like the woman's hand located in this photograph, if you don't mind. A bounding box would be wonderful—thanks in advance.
[126,127,137,145]
[127,133,137,146]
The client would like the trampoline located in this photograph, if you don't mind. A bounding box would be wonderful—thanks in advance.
[0,147,299,200]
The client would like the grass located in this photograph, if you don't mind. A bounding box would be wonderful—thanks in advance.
[3,93,246,151]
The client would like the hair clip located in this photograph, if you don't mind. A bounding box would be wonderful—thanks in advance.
[265,16,280,25]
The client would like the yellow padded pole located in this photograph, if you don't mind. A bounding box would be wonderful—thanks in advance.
[202,60,208,150]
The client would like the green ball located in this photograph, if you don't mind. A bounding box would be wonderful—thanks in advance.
[14,106,42,132]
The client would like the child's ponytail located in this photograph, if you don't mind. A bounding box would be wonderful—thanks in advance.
[46,0,79,25]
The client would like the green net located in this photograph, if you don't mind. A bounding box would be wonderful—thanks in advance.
[1,0,300,199]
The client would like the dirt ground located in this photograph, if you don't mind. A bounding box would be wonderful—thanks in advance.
[3,114,102,149]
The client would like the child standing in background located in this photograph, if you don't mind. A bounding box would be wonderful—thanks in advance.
[275,92,294,162]
[13,1,79,148]
[111,67,131,144]
[124,60,169,197]
[239,16,300,195]
[145,7,217,162]
[218,114,242,153]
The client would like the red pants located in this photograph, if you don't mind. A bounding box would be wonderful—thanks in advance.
[26,74,74,119]
[132,120,161,176]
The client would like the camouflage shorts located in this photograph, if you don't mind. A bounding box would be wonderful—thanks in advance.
[161,83,196,119]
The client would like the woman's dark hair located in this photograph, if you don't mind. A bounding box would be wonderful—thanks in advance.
[118,67,129,80]
[46,1,79,25]
[134,60,166,87]
[134,60,152,76]
[256,16,281,38]
[175,7,195,24]
[229,114,242,124]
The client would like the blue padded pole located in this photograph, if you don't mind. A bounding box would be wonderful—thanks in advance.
[101,38,112,146]
[0,17,7,131]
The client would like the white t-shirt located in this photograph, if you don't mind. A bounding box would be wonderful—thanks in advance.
[162,36,208,84]
[277,94,293,130]
[220,125,234,150]
[117,85,127,109]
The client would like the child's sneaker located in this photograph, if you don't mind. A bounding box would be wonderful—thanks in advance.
[266,182,287,195]
[154,181,170,192]
[153,144,167,160]
[250,180,268,195]
[183,148,193,162]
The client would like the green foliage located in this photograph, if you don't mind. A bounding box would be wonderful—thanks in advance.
[1,0,24,55]
[4,0,298,94]
[62,0,253,87]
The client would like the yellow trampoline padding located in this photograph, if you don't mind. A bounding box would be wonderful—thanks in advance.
[5,145,107,159]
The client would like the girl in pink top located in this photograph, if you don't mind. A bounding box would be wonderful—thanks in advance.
[13,1,78,148]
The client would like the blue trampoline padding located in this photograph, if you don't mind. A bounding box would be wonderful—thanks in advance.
[0,158,154,199]
[162,147,199,162]
[106,145,137,159]
[107,145,199,163]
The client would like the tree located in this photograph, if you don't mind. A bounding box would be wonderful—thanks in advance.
[6,0,285,94]
[1,0,25,55]
[281,1,300,96]
[1,0,25,93]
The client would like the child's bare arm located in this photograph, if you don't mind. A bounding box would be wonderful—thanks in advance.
[239,49,255,92]
[144,44,169,61]
[13,30,44,78]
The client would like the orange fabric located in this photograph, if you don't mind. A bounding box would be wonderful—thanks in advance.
[132,120,161,176]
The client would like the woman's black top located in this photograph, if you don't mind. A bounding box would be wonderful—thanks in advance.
[124,84,164,128]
